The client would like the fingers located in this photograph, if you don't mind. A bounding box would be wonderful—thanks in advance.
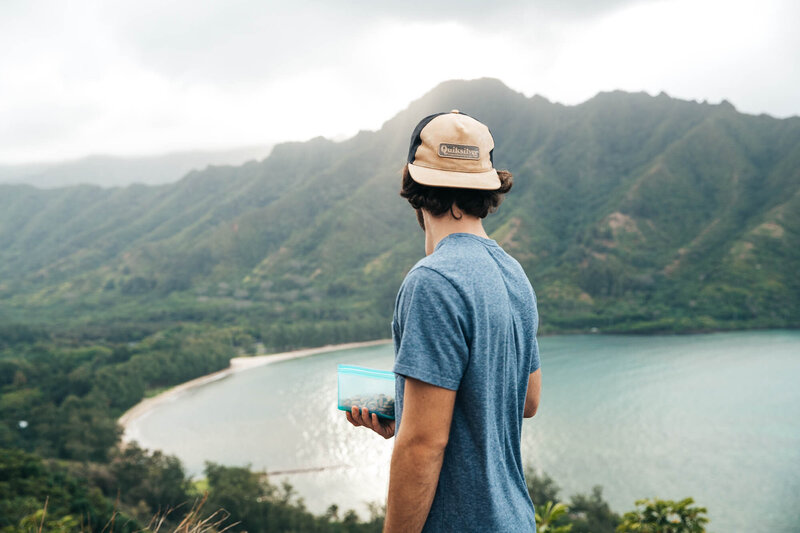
[370,412,381,433]
[349,406,364,426]
[347,405,395,439]
[384,420,396,439]
[349,406,375,428]
[372,413,392,439]
[371,413,385,434]
[360,407,375,431]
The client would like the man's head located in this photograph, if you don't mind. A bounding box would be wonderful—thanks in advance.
[401,110,513,230]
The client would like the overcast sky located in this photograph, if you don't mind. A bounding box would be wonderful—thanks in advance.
[1,0,797,164]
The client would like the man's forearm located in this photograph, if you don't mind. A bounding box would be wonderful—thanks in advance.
[384,439,446,532]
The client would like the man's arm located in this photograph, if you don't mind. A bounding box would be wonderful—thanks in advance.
[384,376,456,533]
[523,368,541,418]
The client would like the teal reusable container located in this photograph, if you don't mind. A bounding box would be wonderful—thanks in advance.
[337,364,396,420]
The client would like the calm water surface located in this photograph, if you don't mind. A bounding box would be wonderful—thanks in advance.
[126,331,800,532]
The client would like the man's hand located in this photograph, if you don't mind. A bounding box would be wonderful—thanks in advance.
[346,406,396,439]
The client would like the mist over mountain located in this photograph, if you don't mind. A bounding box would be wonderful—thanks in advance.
[1,78,798,337]
[0,145,274,189]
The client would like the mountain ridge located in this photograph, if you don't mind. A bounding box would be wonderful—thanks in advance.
[0,145,275,189]
[1,78,797,339]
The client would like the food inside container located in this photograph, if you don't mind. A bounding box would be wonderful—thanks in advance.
[337,364,396,420]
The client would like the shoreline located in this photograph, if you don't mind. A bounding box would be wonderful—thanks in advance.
[116,328,791,444]
[118,338,392,443]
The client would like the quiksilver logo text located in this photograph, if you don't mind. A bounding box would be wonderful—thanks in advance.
[439,143,480,160]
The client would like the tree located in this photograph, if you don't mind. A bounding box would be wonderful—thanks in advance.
[617,497,709,533]
[109,442,191,512]
[526,467,561,509]
[568,485,619,533]
[536,501,573,533]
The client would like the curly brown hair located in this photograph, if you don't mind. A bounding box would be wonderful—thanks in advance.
[399,163,513,229]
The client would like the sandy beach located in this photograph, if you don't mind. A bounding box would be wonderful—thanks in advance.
[118,338,392,443]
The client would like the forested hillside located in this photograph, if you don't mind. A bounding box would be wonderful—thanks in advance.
[1,78,798,341]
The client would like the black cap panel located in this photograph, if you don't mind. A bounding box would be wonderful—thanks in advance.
[407,112,447,164]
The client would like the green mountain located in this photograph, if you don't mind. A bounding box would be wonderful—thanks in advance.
[1,78,798,341]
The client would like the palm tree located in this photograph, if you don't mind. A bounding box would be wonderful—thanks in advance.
[535,501,573,533]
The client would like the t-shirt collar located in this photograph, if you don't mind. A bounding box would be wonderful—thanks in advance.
[434,232,499,252]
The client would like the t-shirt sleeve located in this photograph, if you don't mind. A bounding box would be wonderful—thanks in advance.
[529,285,541,373]
[392,266,471,391]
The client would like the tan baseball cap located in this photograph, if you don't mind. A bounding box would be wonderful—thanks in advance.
[407,110,501,190]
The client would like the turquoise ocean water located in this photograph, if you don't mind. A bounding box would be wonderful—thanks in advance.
[125,331,800,532]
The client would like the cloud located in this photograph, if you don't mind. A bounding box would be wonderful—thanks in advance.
[519,0,800,114]
[0,0,797,164]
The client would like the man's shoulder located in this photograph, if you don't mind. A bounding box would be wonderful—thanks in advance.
[401,247,476,292]
[400,262,457,294]
[395,261,469,315]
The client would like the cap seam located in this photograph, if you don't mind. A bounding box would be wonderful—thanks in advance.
[409,162,496,175]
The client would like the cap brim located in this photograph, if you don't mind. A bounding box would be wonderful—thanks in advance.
[408,163,501,190]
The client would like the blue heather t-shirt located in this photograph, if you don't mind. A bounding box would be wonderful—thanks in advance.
[391,232,541,532]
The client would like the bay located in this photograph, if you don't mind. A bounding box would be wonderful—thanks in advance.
[125,330,800,532]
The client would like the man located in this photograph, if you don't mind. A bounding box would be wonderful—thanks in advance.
[346,110,542,532]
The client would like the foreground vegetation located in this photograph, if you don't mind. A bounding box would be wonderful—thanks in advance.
[1,444,709,532]
[0,321,714,532]
[0,444,386,532]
